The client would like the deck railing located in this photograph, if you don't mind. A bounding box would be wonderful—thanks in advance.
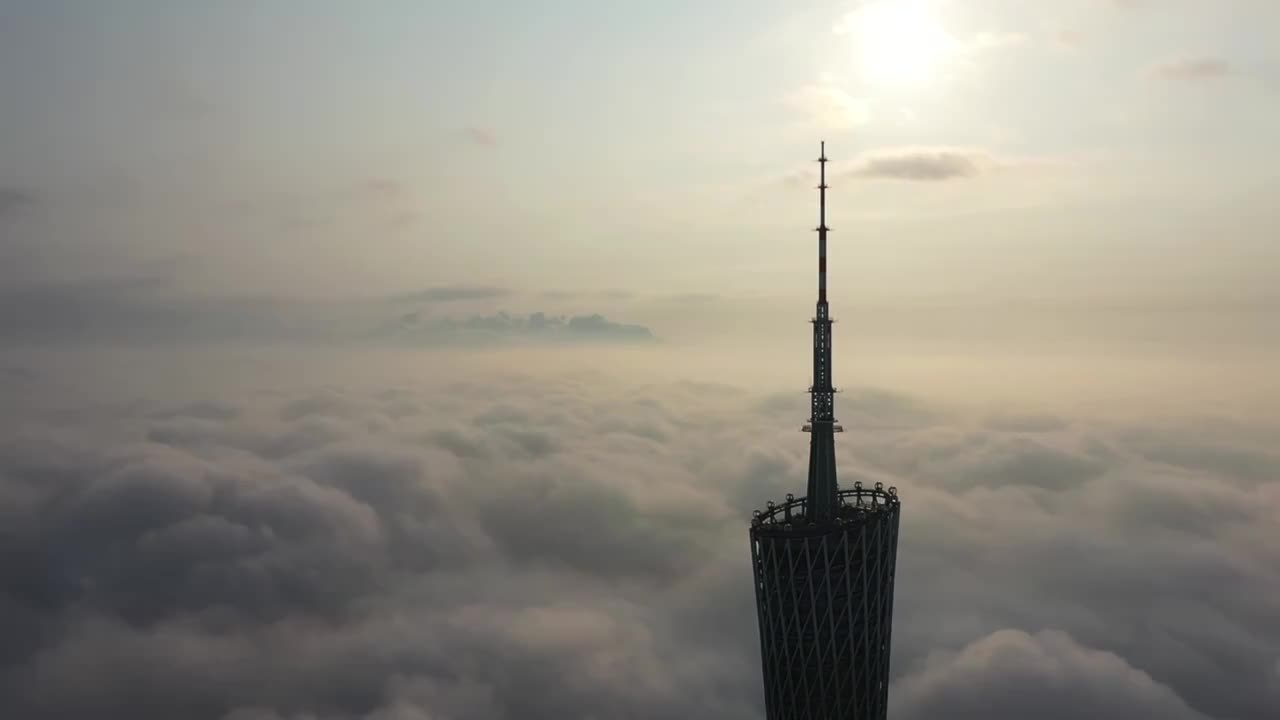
[751,482,899,529]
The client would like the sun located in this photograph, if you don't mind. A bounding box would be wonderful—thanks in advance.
[847,0,957,88]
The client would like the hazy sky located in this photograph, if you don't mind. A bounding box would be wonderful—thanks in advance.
[2,4,1279,719]
[3,0,1278,304]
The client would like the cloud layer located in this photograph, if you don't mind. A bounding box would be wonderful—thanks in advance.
[0,277,653,347]
[0,351,1276,719]
[387,311,654,345]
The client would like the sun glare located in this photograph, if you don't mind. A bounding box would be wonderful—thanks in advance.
[849,0,957,88]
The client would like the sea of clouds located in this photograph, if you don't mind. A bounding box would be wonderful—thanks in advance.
[0,343,1277,720]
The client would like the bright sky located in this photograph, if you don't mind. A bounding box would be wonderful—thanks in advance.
[2,0,1277,304]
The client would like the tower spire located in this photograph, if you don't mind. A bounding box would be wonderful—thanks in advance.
[804,140,842,522]
[818,140,828,303]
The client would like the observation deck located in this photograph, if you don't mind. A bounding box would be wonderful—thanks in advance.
[751,482,899,536]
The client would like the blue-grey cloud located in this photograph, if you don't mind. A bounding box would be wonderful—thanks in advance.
[387,311,654,345]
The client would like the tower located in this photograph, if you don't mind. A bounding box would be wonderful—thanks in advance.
[748,143,902,720]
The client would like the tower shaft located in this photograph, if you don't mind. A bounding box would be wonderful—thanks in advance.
[805,141,840,521]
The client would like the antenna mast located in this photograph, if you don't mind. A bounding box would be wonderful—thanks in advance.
[803,141,842,521]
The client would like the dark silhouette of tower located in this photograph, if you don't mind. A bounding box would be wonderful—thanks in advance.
[749,143,902,720]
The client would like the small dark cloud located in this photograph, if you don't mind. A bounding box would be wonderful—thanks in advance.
[848,148,986,182]
[1148,57,1234,81]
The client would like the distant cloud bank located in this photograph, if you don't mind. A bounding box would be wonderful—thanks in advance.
[389,311,654,345]
[0,278,654,347]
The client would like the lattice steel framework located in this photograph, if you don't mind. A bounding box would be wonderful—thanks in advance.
[748,143,903,720]
[750,486,901,720]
